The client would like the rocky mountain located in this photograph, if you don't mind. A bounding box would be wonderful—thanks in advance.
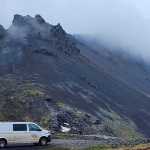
[0,14,150,139]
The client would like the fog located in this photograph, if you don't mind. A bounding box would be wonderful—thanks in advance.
[1,0,150,60]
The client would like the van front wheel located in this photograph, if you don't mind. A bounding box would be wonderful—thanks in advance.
[39,137,48,146]
[0,139,7,148]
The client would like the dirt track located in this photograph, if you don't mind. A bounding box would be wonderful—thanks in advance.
[3,139,104,150]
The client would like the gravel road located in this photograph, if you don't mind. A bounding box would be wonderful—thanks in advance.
[52,139,105,149]
[3,139,106,150]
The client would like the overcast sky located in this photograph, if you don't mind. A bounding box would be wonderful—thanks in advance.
[0,0,150,33]
[1,0,150,60]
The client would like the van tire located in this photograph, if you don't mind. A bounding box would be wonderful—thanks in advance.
[39,137,48,146]
[0,139,7,148]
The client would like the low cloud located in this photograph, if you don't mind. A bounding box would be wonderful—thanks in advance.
[1,0,150,61]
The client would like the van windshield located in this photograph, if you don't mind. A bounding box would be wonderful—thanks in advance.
[29,124,42,131]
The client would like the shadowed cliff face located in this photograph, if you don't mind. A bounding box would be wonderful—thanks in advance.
[0,14,150,138]
[0,25,6,39]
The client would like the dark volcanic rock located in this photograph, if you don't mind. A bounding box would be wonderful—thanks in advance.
[35,14,46,24]
[50,24,80,55]
[51,23,66,38]
[12,14,29,26]
[0,25,6,38]
[34,49,58,57]
[1,14,150,139]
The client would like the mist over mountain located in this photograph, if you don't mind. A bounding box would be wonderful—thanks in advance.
[2,0,150,62]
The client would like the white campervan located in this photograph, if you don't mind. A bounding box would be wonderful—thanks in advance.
[0,122,51,148]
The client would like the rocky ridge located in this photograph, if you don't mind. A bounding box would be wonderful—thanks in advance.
[0,15,150,140]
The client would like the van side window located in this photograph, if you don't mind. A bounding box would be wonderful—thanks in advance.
[29,124,41,131]
[13,124,27,131]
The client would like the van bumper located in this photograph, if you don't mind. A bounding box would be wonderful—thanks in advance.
[47,135,51,142]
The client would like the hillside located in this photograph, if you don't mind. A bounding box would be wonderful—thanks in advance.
[0,14,150,139]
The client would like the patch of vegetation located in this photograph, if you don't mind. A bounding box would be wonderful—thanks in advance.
[131,144,150,150]
[57,101,65,108]
[99,108,142,139]
[103,119,142,140]
[54,133,76,140]
[0,75,50,125]
[85,145,111,150]
[23,89,44,97]
[40,115,51,129]
[85,144,150,150]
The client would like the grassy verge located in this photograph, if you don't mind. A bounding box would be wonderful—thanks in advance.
[85,144,150,150]
[53,133,83,140]
[85,145,112,150]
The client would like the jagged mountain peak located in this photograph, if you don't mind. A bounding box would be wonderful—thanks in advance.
[51,23,66,38]
[10,14,65,36]
[0,25,6,39]
[53,23,65,34]
[1,14,80,64]
[11,14,52,30]
[12,14,32,26]
[8,14,55,41]
[12,14,46,25]
[35,14,46,24]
